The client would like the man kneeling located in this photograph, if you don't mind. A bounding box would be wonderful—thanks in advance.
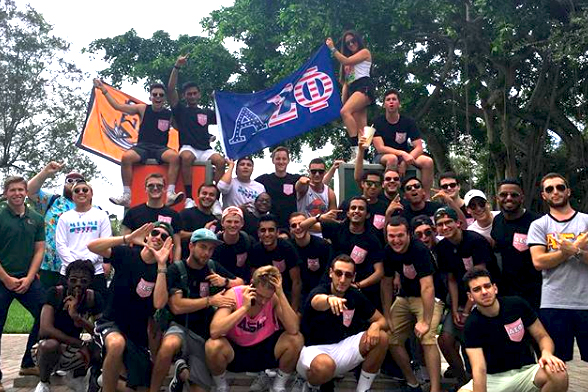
[205,266,303,392]
[296,254,388,392]
[34,260,103,392]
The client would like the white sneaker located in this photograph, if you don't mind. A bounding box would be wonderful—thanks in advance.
[250,371,272,392]
[65,372,87,392]
[184,198,196,209]
[34,381,50,392]
[166,190,185,207]
[109,193,130,207]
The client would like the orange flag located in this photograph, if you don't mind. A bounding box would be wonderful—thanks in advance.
[78,83,179,164]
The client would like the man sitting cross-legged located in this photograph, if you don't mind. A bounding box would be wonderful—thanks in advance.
[205,266,304,392]
[34,260,103,392]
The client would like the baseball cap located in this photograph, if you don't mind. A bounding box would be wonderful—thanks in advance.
[464,189,487,207]
[222,206,243,221]
[153,221,174,236]
[190,228,223,244]
[433,207,458,223]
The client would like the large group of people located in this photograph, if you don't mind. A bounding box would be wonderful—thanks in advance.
[0,30,584,392]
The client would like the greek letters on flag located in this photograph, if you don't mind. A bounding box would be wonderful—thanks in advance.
[214,44,342,159]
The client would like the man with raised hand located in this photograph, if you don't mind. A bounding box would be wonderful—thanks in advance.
[218,156,266,210]
[179,183,221,258]
[438,172,471,224]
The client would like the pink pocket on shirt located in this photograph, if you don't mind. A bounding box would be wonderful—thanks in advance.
[403,264,417,279]
[157,215,172,224]
[373,214,386,230]
[307,258,320,272]
[342,309,355,327]
[273,259,286,273]
[158,119,170,132]
[462,257,474,272]
[351,246,367,265]
[199,282,210,297]
[236,253,247,267]
[135,278,155,298]
[504,318,525,342]
[197,114,208,126]
[512,233,529,252]
[283,184,294,196]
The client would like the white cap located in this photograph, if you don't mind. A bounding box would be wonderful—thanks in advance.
[464,189,487,207]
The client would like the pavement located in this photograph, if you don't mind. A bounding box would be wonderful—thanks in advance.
[0,334,586,391]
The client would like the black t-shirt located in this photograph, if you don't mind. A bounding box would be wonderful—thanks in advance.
[249,238,301,294]
[255,173,301,229]
[122,203,183,234]
[242,211,262,241]
[301,283,376,346]
[373,115,420,152]
[45,286,103,338]
[212,232,254,281]
[179,207,220,258]
[399,200,445,226]
[436,230,501,306]
[137,105,172,146]
[167,259,235,338]
[171,104,216,150]
[383,240,435,298]
[491,211,542,308]
[339,197,389,244]
[102,246,158,347]
[292,236,332,295]
[464,296,537,374]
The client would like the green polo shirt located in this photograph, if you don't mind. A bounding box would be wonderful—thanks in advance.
[0,204,45,277]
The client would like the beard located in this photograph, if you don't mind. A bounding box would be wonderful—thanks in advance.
[547,194,569,208]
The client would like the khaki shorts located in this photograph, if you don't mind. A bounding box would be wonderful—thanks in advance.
[460,364,540,392]
[389,296,444,345]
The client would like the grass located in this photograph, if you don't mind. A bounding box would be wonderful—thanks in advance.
[4,301,34,333]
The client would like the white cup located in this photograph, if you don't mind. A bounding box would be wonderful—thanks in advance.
[363,126,376,147]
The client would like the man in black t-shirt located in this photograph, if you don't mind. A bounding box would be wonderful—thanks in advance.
[372,89,434,194]
[459,269,567,392]
[438,172,472,225]
[179,183,220,258]
[168,55,226,206]
[122,173,183,261]
[300,196,384,309]
[87,222,173,392]
[381,217,444,392]
[149,228,243,392]
[249,214,302,311]
[35,260,103,392]
[297,254,388,392]
[491,179,542,310]
[213,206,254,281]
[94,79,184,208]
[255,146,301,230]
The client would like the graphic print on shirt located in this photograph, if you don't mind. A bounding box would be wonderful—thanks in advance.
[157,215,172,224]
[462,256,474,272]
[158,119,170,132]
[199,282,210,297]
[68,220,99,234]
[197,114,208,126]
[307,258,320,272]
[403,264,417,280]
[273,259,286,273]
[342,309,355,327]
[237,315,267,333]
[350,246,367,264]
[373,214,386,230]
[237,185,261,200]
[546,232,585,250]
[136,278,155,298]
[283,184,294,196]
[512,233,529,252]
[394,132,407,144]
[504,318,525,342]
[236,252,248,267]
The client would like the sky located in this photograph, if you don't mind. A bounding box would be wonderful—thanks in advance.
[22,0,334,217]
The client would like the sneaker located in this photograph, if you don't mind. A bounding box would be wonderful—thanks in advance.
[87,366,101,392]
[301,382,320,392]
[19,366,40,376]
[109,193,130,207]
[290,375,305,392]
[55,370,67,376]
[249,371,272,392]
[65,373,86,392]
[184,197,196,209]
[443,366,455,379]
[166,190,185,207]
[169,358,189,392]
[34,381,50,392]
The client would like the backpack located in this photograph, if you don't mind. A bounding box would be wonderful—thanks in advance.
[154,260,190,330]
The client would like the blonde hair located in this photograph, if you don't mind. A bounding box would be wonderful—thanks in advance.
[251,266,280,288]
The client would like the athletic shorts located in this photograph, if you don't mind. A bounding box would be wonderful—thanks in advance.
[540,308,588,362]
[94,319,152,389]
[389,297,444,345]
[296,331,365,379]
[348,77,375,104]
[32,341,87,372]
[227,331,282,373]
[460,364,540,392]
[179,145,217,162]
[131,143,170,164]
[165,323,212,389]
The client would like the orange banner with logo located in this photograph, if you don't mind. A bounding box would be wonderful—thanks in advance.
[77,83,179,164]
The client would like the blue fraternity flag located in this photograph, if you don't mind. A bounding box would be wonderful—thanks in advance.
[214,44,342,159]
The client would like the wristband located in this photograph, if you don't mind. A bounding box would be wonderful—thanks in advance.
[225,278,230,288]
[122,235,127,244]
[329,47,336,54]
[157,268,167,274]
[315,213,322,222]
[206,296,210,308]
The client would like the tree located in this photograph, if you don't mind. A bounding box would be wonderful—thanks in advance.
[0,0,97,181]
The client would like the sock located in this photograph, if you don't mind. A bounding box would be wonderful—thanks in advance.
[213,372,228,388]
[350,136,359,146]
[356,369,377,392]
[273,369,291,389]
[167,184,175,192]
[123,186,130,195]
[185,185,193,199]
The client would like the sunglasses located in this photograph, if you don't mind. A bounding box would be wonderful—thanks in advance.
[543,184,566,194]
[405,183,422,191]
[65,178,83,184]
[151,92,165,98]
[289,222,300,229]
[415,229,433,238]
[150,230,169,241]
[468,199,487,209]
[73,187,90,194]
[345,38,357,46]
[385,176,400,182]
[332,269,354,279]
[68,277,90,285]
[498,191,521,199]
[363,180,381,188]
[310,169,325,175]
[146,183,164,190]
[441,182,458,190]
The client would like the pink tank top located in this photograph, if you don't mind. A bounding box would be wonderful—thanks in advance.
[226,285,280,347]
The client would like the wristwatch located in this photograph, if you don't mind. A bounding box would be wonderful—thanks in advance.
[315,213,322,222]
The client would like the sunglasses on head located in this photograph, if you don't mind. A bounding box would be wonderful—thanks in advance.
[332,269,354,279]
[150,230,169,241]
[385,176,400,182]
[441,182,458,190]
[405,183,422,191]
[364,180,381,188]
[543,184,566,194]
[73,187,90,194]
[310,169,325,175]
[65,178,83,184]
[498,191,521,199]
[146,183,164,190]
[345,38,357,46]
[415,229,433,238]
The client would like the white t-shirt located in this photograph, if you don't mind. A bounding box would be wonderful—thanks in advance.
[55,207,112,275]
[468,211,500,243]
[217,177,266,210]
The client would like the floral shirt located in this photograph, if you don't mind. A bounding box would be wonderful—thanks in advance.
[31,189,75,272]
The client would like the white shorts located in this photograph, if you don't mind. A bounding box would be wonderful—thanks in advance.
[296,331,365,379]
[460,364,540,392]
[179,145,217,162]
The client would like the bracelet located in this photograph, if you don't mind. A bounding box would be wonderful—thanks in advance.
[326,294,334,304]
[329,47,336,54]
[157,268,167,274]
[315,213,322,222]
[122,235,127,244]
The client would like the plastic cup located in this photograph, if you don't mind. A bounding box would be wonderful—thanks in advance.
[363,126,376,147]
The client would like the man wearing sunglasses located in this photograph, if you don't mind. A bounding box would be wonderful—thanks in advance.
[380,168,402,203]
[297,254,388,392]
[28,162,85,289]
[179,183,220,259]
[55,181,112,297]
[491,179,542,311]
[122,173,183,261]
[438,172,471,224]
[296,157,337,218]
[528,173,588,364]
[94,79,184,208]
[463,190,499,245]
[87,222,173,392]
